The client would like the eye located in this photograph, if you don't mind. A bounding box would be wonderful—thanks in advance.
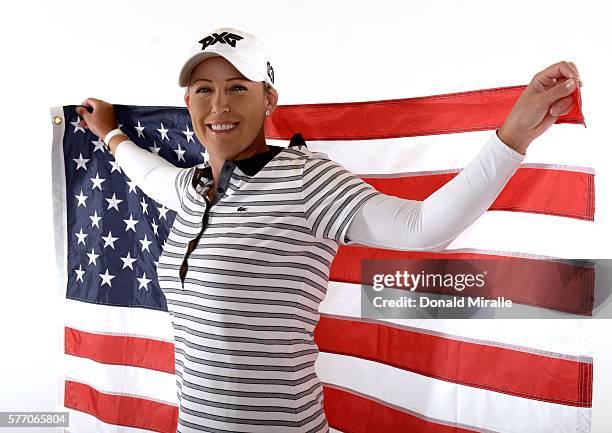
[194,85,247,94]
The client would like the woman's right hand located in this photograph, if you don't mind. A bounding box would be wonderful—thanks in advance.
[75,98,119,140]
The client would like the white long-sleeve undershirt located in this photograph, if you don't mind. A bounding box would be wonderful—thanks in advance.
[113,130,525,252]
[344,131,525,251]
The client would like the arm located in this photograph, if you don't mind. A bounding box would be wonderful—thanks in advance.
[344,130,525,251]
[75,99,186,212]
[111,135,184,212]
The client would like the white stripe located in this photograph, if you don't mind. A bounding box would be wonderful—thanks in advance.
[353,162,594,179]
[64,354,177,405]
[315,352,591,433]
[64,298,175,342]
[320,281,591,358]
[444,211,594,258]
[269,124,592,175]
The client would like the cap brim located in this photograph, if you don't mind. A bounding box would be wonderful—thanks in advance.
[178,52,263,87]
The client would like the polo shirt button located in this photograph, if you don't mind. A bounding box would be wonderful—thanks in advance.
[217,187,224,194]
[224,164,232,171]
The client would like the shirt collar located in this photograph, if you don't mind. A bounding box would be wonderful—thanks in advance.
[233,145,285,176]
[193,133,307,188]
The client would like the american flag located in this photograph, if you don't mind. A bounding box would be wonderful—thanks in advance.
[51,82,594,433]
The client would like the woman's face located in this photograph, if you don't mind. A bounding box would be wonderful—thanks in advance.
[184,56,277,161]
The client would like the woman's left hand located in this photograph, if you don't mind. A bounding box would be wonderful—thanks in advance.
[498,61,582,155]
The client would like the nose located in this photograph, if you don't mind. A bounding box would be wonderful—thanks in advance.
[211,89,230,114]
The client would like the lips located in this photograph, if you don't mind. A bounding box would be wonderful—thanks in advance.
[206,122,240,134]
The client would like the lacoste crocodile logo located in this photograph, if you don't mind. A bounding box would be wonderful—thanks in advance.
[237,206,248,212]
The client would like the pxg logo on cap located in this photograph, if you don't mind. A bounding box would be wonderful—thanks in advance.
[198,32,244,50]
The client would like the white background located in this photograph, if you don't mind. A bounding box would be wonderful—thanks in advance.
[0,0,611,431]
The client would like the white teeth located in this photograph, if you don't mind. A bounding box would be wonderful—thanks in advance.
[210,123,237,131]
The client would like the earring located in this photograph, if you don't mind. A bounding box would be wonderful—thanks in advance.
[265,110,270,116]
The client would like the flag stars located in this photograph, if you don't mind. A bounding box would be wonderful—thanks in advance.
[73,153,90,171]
[75,190,88,207]
[74,228,88,245]
[99,269,116,287]
[108,160,122,173]
[126,179,138,194]
[137,272,152,291]
[182,125,195,143]
[87,248,99,266]
[149,141,161,155]
[91,138,106,153]
[140,197,149,215]
[102,230,119,249]
[123,213,139,232]
[74,264,85,282]
[174,144,186,162]
[89,210,102,229]
[120,251,137,270]
[151,219,159,236]
[157,122,169,141]
[135,120,146,139]
[71,116,86,133]
[157,204,169,220]
[105,193,123,211]
[90,172,106,190]
[139,234,152,253]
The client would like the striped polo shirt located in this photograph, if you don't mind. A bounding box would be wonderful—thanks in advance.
[156,134,384,433]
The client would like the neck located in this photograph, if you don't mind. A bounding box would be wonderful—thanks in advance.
[206,127,269,199]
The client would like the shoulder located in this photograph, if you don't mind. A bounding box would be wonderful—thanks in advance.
[175,162,211,198]
[276,145,337,170]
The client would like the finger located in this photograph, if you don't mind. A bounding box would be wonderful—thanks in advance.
[75,106,90,118]
[536,61,579,85]
[550,95,574,117]
[542,77,577,105]
[556,101,575,117]
[567,61,579,78]
[568,61,583,87]
[557,101,576,117]
[80,98,98,110]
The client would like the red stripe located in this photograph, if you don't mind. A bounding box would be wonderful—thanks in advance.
[65,327,175,373]
[314,315,593,407]
[65,380,178,433]
[323,384,478,433]
[363,166,594,221]
[265,85,585,140]
[331,248,594,316]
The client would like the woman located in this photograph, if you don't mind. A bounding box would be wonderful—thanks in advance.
[76,27,581,433]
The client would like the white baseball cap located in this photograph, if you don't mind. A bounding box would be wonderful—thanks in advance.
[178,27,275,90]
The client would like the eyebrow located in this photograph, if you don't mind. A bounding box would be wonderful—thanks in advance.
[190,77,247,84]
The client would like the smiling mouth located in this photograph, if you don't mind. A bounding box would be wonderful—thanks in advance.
[206,123,240,134]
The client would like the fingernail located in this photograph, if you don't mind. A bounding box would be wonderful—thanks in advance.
[565,79,575,88]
